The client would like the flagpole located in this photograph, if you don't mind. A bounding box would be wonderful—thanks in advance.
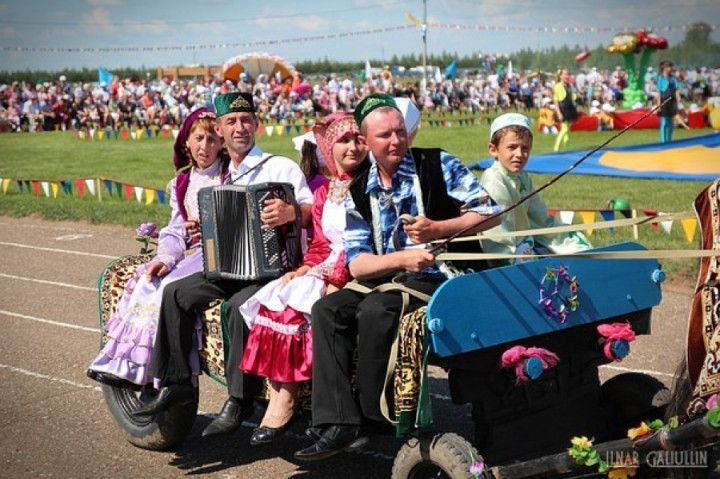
[421,0,428,92]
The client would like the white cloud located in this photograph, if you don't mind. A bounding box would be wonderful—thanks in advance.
[123,20,170,35]
[254,14,330,32]
[81,7,115,33]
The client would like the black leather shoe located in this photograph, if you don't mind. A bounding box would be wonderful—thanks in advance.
[305,426,323,441]
[293,425,368,461]
[86,369,136,389]
[131,383,196,417]
[250,413,298,446]
[202,397,254,437]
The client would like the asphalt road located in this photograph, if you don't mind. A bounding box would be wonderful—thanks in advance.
[0,216,696,478]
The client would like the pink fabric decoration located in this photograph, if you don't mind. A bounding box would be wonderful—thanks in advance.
[500,345,560,383]
[597,322,636,361]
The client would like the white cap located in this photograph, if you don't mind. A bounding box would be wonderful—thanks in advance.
[292,131,326,166]
[59,75,67,82]
[489,113,532,140]
[394,97,421,136]
[602,103,616,113]
[591,99,600,107]
[590,106,600,115]
[542,97,552,105]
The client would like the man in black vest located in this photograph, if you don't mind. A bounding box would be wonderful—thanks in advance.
[295,94,502,461]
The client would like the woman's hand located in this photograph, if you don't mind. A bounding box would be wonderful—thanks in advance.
[184,218,201,242]
[145,261,170,280]
[281,265,310,284]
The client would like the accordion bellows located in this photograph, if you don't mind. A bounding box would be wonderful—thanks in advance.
[198,183,302,281]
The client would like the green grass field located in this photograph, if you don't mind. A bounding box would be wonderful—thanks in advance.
[0,124,715,278]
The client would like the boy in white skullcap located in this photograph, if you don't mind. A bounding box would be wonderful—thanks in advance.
[480,113,591,263]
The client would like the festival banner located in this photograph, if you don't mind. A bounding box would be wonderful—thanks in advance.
[130,131,137,140]
[89,128,96,140]
[134,186,143,203]
[50,181,60,198]
[31,180,40,196]
[97,130,105,140]
[61,180,72,195]
[578,210,595,236]
[265,126,274,137]
[681,218,698,243]
[114,181,123,199]
[171,129,179,139]
[144,188,156,205]
[120,129,128,140]
[157,190,166,205]
[643,209,659,232]
[162,129,171,139]
[1,178,9,194]
[17,180,23,193]
[274,125,283,136]
[40,181,50,197]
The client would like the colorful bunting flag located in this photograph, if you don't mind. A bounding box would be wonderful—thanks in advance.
[171,129,179,139]
[659,211,673,235]
[123,184,133,202]
[265,126,274,137]
[130,131,137,140]
[40,181,50,197]
[97,130,105,140]
[85,179,96,196]
[643,209,659,232]
[89,128,96,140]
[157,190,166,204]
[50,181,59,198]
[681,218,698,243]
[114,181,123,199]
[144,188,156,205]
[31,180,40,196]
[104,179,113,197]
[120,129,128,140]
[134,186,143,202]
[61,180,72,195]
[162,129,171,139]
[578,210,595,236]
[74,179,85,198]
[303,124,311,133]
[1,178,9,194]
[24,180,31,192]
[274,125,283,136]
[599,210,615,234]
[17,180,23,193]
[559,210,575,225]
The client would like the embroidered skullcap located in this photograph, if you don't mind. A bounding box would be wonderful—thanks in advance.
[394,97,421,136]
[489,113,532,141]
[214,92,254,117]
[353,93,398,127]
[173,107,216,170]
[313,112,359,177]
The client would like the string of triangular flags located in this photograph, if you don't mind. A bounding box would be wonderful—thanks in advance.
[547,208,698,243]
[0,176,166,206]
[74,121,319,141]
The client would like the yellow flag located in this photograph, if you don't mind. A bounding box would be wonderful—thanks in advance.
[578,210,596,236]
[145,188,156,205]
[98,130,105,140]
[50,181,60,198]
[681,218,698,243]
[275,125,283,136]
[1,178,9,194]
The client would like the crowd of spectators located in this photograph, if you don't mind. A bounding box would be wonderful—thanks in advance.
[1,65,718,134]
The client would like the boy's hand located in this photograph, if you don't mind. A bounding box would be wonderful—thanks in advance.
[184,218,201,242]
[403,216,439,244]
[261,199,295,229]
[399,249,435,273]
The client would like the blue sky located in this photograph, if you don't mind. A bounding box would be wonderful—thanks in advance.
[1,0,718,72]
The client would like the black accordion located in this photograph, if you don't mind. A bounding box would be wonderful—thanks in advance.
[198,183,302,281]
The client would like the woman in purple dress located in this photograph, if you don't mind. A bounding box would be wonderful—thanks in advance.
[87,107,227,387]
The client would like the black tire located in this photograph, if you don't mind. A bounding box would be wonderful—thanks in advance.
[392,433,485,479]
[102,384,198,451]
[601,372,670,437]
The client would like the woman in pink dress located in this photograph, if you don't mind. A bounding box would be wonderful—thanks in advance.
[87,107,227,387]
[238,112,368,445]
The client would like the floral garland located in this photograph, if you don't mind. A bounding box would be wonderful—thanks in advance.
[539,266,579,323]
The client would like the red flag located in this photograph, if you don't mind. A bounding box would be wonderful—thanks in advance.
[74,179,85,198]
[123,184,133,202]
[644,209,659,232]
[547,209,557,216]
[161,129,170,139]
[120,129,129,140]
[31,180,40,196]
[303,124,311,133]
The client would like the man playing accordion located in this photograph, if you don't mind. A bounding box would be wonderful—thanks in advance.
[133,92,313,438]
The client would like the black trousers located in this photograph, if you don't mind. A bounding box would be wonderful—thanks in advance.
[149,272,266,398]
[310,276,443,426]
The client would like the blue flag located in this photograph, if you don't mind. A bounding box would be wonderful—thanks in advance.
[98,67,113,86]
[157,190,166,205]
[444,59,457,80]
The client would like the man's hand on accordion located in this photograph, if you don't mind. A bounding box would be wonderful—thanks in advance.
[261,199,296,229]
